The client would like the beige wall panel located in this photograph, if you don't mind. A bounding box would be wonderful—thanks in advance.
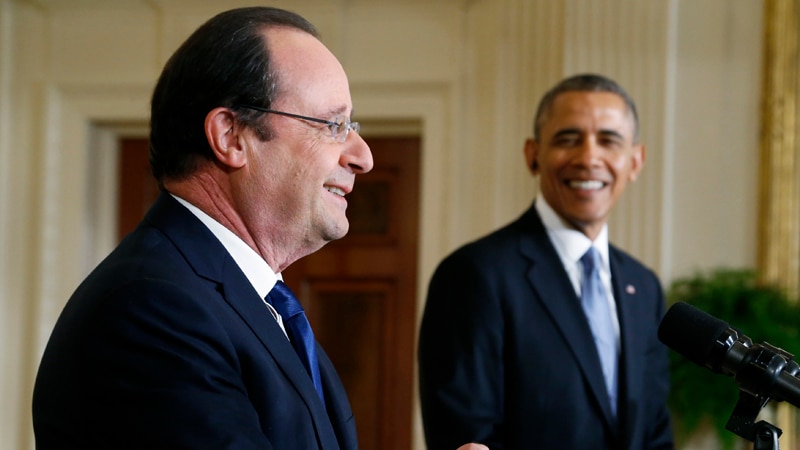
[3,5,48,448]
[668,0,762,280]
[342,3,461,83]
[48,5,159,83]
[0,3,22,450]
[12,2,45,82]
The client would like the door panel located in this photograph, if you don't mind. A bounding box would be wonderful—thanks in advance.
[117,138,158,239]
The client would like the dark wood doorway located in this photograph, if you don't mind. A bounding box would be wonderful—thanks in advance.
[117,135,420,450]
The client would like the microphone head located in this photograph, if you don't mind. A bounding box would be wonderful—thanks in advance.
[658,302,731,367]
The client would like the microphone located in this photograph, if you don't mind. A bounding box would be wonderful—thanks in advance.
[658,302,800,408]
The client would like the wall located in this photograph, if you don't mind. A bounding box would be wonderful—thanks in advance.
[0,0,764,448]
[669,1,763,278]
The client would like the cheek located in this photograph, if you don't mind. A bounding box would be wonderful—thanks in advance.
[609,155,637,179]
[537,153,565,173]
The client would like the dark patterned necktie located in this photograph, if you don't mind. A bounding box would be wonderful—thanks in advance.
[580,246,618,416]
[267,281,325,405]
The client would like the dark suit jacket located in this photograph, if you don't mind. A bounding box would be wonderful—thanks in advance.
[33,193,356,449]
[418,202,673,450]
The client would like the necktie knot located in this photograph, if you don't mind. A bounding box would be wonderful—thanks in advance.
[581,246,601,277]
[270,281,304,319]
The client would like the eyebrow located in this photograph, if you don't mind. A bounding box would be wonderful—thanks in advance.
[322,105,351,118]
[551,128,581,139]
[598,129,626,140]
[551,128,626,140]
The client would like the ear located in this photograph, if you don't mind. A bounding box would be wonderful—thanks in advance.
[524,138,539,175]
[628,144,646,181]
[205,107,248,169]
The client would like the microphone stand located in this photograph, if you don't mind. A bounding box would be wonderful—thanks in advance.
[725,390,781,450]
[719,334,800,449]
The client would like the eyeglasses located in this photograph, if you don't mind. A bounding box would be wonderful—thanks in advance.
[235,104,360,143]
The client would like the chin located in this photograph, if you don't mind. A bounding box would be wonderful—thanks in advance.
[322,221,349,242]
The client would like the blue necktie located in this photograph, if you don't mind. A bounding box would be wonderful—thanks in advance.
[267,281,325,405]
[580,247,618,416]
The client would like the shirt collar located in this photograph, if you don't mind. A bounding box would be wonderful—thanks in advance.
[535,196,610,271]
[171,194,279,298]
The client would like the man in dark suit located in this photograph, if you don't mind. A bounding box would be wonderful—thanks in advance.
[33,7,491,449]
[31,7,370,449]
[418,74,674,449]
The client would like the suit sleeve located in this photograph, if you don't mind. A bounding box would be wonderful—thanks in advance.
[84,279,273,450]
[418,249,506,450]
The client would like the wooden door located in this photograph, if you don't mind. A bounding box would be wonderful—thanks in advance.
[283,137,419,450]
[117,137,159,239]
[117,135,420,450]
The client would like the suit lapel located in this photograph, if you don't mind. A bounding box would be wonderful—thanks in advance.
[144,193,338,446]
[519,205,617,426]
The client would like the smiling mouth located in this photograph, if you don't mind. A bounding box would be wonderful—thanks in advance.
[568,180,606,190]
[325,185,346,197]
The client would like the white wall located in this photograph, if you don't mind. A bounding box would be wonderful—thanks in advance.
[0,0,23,447]
[668,0,762,279]
[0,0,764,448]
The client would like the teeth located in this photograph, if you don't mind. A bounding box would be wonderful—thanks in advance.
[570,180,604,190]
[325,186,345,196]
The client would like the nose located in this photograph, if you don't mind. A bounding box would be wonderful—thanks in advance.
[341,132,374,174]
[573,137,602,167]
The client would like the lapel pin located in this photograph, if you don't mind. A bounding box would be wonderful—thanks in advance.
[626,285,636,295]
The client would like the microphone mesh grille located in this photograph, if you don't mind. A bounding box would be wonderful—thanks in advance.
[658,302,730,367]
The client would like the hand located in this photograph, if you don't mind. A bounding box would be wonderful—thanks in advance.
[456,444,489,450]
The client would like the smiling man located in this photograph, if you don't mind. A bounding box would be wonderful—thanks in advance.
[32,7,372,450]
[418,74,674,449]
[32,7,491,449]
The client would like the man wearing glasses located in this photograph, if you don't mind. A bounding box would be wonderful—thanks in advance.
[32,6,417,450]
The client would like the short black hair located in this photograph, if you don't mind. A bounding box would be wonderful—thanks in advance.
[149,7,319,185]
[533,73,640,143]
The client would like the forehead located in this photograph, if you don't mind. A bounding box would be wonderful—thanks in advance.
[265,27,351,114]
[544,91,635,137]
